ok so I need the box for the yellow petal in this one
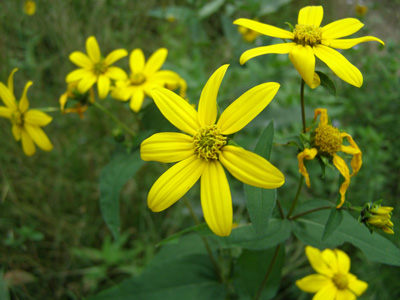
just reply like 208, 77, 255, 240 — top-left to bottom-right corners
314, 108, 328, 125
77, 74, 97, 93
24, 110, 52, 126
7, 68, 18, 94
311, 72, 321, 89
322, 18, 363, 40
151, 87, 200, 135
295, 274, 332, 293
0, 82, 17, 110
86, 36, 101, 63
297, 148, 318, 187
69, 51, 93, 68
129, 89, 145, 112
21, 128, 36, 156
305, 246, 334, 277
324, 36, 384, 50
104, 49, 128, 66
382, 226, 394, 234
141, 132, 194, 163
148, 155, 205, 212
298, 6, 324, 27
217, 82, 280, 135
97, 75, 110, 99
313, 284, 337, 300
332, 154, 351, 208
239, 42, 296, 65
143, 48, 168, 75
0, 106, 12, 119
321, 249, 338, 273
314, 45, 363, 87
336, 289, 356, 300
24, 124, 53, 151
105, 66, 128, 80
233, 19, 294, 39
12, 124, 21, 141
19, 81, 33, 113
340, 133, 362, 177
66, 68, 93, 83
334, 249, 350, 274
219, 145, 284, 189
201, 160, 232, 237
130, 49, 145, 74
289, 45, 316, 88
198, 64, 229, 127
152, 70, 181, 85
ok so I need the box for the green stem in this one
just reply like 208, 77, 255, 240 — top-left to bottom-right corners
286, 176, 304, 219
300, 79, 306, 133
92, 101, 136, 137
36, 107, 60, 112
254, 244, 281, 300
276, 199, 285, 219
289, 206, 333, 221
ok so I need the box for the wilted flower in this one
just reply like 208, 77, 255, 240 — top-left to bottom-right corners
59, 81, 95, 119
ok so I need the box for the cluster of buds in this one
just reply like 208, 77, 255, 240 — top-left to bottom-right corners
359, 200, 394, 234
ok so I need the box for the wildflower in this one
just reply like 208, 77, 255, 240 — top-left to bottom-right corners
359, 200, 394, 234
234, 6, 384, 88
297, 108, 361, 208
355, 4, 368, 17
237, 25, 261, 43
0, 69, 53, 156
66, 36, 128, 99
59, 81, 95, 119
111, 48, 186, 112
140, 64, 284, 236
296, 246, 368, 299
24, 0, 36, 16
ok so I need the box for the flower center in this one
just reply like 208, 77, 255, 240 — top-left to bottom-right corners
11, 111, 23, 126
332, 273, 349, 290
93, 60, 108, 75
130, 73, 146, 85
193, 125, 227, 160
293, 24, 322, 46
313, 124, 342, 156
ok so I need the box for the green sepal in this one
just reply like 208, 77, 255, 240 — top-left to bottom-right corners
285, 22, 294, 32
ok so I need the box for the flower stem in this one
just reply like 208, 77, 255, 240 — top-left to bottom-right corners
92, 101, 136, 137
286, 176, 304, 219
37, 107, 61, 112
254, 244, 281, 300
288, 206, 333, 221
300, 79, 306, 133
276, 199, 285, 219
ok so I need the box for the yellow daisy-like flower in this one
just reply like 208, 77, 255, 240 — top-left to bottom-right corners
66, 36, 128, 99
59, 81, 95, 119
0, 69, 53, 156
297, 108, 362, 208
234, 6, 384, 88
111, 48, 186, 112
140, 64, 285, 236
296, 246, 368, 300
24, 0, 36, 16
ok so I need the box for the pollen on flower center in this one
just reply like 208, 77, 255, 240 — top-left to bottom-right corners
332, 273, 349, 290
293, 24, 322, 46
130, 73, 146, 85
193, 125, 227, 160
93, 60, 108, 75
11, 111, 23, 126
313, 124, 342, 156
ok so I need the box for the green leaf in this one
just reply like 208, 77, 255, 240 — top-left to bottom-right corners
198, 0, 225, 19
100, 149, 145, 241
89, 235, 226, 300
156, 223, 210, 246
214, 219, 291, 250
244, 122, 276, 234
233, 245, 285, 300
291, 200, 400, 266
316, 71, 337, 97
0, 270, 9, 300
321, 207, 343, 241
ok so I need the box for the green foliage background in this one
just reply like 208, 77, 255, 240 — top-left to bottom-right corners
0, 0, 399, 299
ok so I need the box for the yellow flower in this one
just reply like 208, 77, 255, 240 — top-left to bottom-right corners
140, 64, 285, 236
296, 246, 368, 300
360, 200, 394, 234
237, 25, 261, 43
234, 6, 384, 88
111, 48, 186, 112
24, 0, 36, 16
66, 36, 128, 99
59, 81, 95, 119
297, 108, 362, 208
355, 4, 368, 17
0, 69, 53, 156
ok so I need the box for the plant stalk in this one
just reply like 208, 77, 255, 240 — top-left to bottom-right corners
300, 79, 306, 133
286, 176, 304, 219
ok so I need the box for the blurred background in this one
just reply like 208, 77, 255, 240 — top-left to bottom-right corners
0, 0, 399, 299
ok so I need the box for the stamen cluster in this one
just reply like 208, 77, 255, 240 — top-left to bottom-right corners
313, 124, 342, 156
293, 24, 322, 46
193, 125, 227, 160
93, 60, 107, 75
11, 111, 23, 126
332, 273, 349, 290
130, 73, 146, 85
